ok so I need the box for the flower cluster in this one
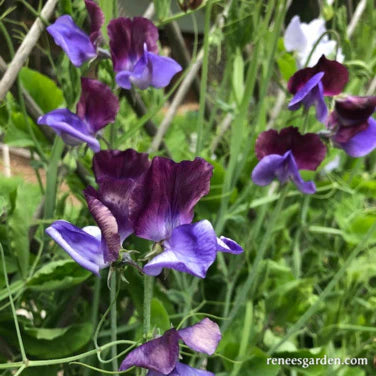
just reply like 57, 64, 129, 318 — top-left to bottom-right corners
252, 54, 376, 194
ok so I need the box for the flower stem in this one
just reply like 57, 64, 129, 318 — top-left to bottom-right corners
110, 270, 118, 372
0, 243, 27, 362
143, 274, 153, 339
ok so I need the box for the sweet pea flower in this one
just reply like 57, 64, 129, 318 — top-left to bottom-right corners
128, 156, 243, 278
108, 17, 182, 90
47, 0, 104, 67
119, 318, 221, 375
284, 15, 344, 68
38, 78, 119, 152
287, 55, 348, 123
252, 127, 327, 194
329, 96, 376, 157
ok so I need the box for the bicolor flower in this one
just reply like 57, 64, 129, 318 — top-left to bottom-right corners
119, 318, 221, 375
329, 96, 376, 157
46, 220, 108, 275
288, 55, 349, 123
108, 17, 182, 90
38, 78, 119, 152
284, 15, 344, 67
127, 156, 243, 278
47, 0, 104, 67
252, 127, 327, 194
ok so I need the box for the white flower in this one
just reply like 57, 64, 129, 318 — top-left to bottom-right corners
284, 15, 344, 67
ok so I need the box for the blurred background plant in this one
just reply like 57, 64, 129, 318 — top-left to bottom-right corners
0, 0, 376, 375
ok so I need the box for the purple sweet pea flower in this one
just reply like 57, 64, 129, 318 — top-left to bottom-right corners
328, 96, 376, 150
47, 0, 104, 66
46, 220, 109, 275
108, 17, 182, 90
288, 55, 349, 123
119, 318, 221, 375
252, 127, 327, 194
38, 78, 119, 152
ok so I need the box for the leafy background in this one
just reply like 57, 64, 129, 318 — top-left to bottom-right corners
0, 0, 376, 375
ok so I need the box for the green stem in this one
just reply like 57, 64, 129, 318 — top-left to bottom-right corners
0, 340, 135, 370
110, 270, 118, 372
268, 219, 376, 354
195, 0, 212, 155
0, 243, 27, 362
222, 186, 288, 332
143, 274, 153, 339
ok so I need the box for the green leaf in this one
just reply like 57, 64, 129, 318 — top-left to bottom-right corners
151, 298, 170, 331
232, 49, 245, 104
27, 259, 91, 291
4, 112, 49, 149
24, 326, 70, 340
22, 322, 93, 358
8, 182, 41, 278
19, 67, 65, 113
277, 52, 297, 81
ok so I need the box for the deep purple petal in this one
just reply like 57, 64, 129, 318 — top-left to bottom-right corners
46, 220, 106, 275
174, 363, 214, 376
47, 15, 96, 67
93, 149, 150, 182
217, 236, 243, 254
143, 220, 218, 278
84, 0, 104, 44
178, 318, 221, 355
334, 96, 376, 126
252, 152, 316, 194
119, 329, 179, 373
130, 157, 213, 242
95, 177, 135, 241
338, 118, 376, 157
84, 186, 121, 263
314, 55, 349, 96
37, 109, 100, 152
333, 121, 369, 143
288, 55, 348, 96
255, 127, 327, 171
131, 17, 159, 57
76, 77, 119, 133
108, 17, 133, 71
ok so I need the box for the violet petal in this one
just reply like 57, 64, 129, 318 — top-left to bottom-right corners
339, 117, 376, 157
84, 186, 121, 263
143, 220, 218, 278
286, 152, 316, 194
217, 236, 243, 254
76, 77, 119, 133
46, 220, 107, 275
178, 318, 221, 355
37, 109, 100, 152
119, 329, 179, 373
174, 363, 214, 376
130, 157, 213, 242
47, 15, 96, 67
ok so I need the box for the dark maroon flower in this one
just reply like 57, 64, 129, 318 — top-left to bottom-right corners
108, 17, 182, 90
329, 96, 376, 156
252, 127, 327, 194
288, 55, 349, 123
38, 78, 119, 152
